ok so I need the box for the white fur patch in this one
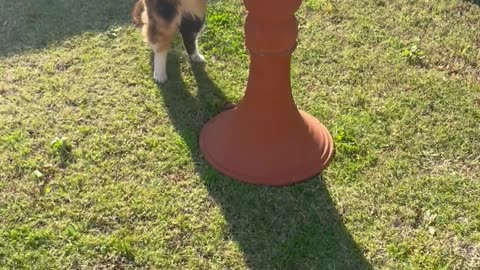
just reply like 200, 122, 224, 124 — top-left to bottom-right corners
190, 51, 205, 62
153, 50, 168, 83
190, 41, 205, 62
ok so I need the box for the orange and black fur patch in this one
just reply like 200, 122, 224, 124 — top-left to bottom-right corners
132, 0, 207, 83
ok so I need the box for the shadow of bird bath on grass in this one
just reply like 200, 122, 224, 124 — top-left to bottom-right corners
156, 52, 373, 269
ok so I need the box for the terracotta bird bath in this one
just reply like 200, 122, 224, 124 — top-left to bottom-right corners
200, 0, 334, 186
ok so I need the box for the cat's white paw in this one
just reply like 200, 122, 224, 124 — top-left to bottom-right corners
154, 72, 168, 84
190, 53, 206, 63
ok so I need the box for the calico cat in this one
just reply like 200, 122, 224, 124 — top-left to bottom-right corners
132, 0, 207, 83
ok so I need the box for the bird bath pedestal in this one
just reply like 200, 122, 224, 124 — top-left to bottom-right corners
200, 0, 334, 186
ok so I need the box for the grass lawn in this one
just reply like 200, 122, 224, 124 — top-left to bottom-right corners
1, 0, 480, 269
